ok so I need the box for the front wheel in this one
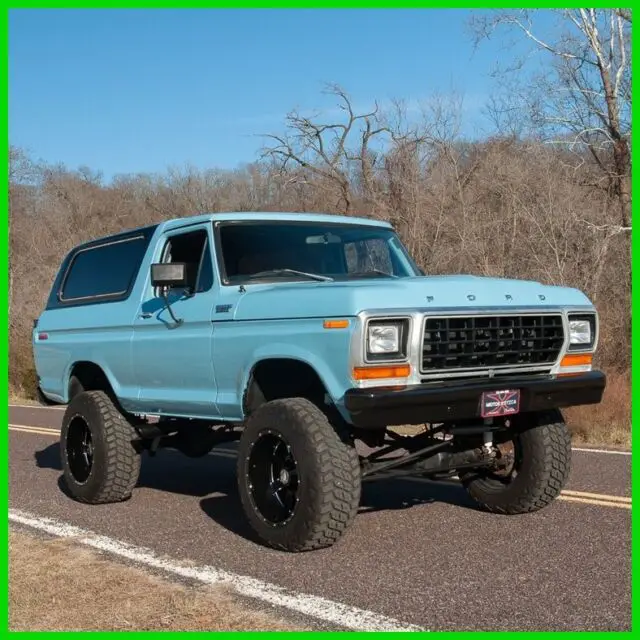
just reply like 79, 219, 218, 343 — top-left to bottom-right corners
459, 410, 571, 514
237, 398, 362, 552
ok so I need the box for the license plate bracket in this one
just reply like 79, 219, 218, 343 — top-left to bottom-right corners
480, 389, 521, 418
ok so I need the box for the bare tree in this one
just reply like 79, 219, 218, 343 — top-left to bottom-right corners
260, 84, 397, 215
8, 146, 40, 319
472, 9, 631, 230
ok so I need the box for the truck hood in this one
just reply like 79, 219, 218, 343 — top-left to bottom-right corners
231, 275, 593, 321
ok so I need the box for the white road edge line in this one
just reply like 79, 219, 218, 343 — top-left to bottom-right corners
9, 508, 424, 632
571, 447, 631, 456
9, 404, 66, 410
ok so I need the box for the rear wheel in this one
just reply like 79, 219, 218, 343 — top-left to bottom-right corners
60, 390, 141, 504
237, 398, 361, 552
459, 410, 571, 514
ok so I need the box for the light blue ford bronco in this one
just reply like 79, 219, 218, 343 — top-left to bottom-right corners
33, 212, 606, 551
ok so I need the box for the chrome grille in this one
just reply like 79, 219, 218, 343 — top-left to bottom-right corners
421, 314, 564, 372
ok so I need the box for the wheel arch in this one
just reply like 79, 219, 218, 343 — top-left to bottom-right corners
241, 355, 347, 424
65, 360, 118, 402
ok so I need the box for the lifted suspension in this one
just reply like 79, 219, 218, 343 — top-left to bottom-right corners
360, 422, 505, 482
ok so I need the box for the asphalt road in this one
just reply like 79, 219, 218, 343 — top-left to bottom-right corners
9, 404, 631, 631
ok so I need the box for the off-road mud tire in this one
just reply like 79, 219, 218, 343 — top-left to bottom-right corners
60, 390, 141, 504
459, 410, 571, 514
237, 397, 362, 552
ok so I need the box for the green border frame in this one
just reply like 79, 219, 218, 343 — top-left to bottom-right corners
2, 2, 634, 637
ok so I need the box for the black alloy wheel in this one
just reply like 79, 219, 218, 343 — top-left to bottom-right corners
247, 430, 300, 526
66, 415, 94, 483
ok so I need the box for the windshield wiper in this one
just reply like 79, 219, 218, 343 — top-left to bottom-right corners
247, 269, 334, 282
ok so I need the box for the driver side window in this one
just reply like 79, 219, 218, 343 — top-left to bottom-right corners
158, 229, 214, 295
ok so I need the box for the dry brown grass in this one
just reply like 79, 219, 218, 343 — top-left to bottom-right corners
9, 528, 302, 632
8, 389, 39, 406
565, 371, 631, 448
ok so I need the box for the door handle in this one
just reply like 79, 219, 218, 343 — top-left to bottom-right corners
139, 312, 153, 319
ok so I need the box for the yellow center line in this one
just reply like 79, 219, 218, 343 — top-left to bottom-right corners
8, 424, 631, 510
558, 495, 632, 509
9, 424, 60, 436
561, 489, 631, 504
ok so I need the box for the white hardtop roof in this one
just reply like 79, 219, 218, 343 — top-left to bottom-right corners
159, 211, 393, 232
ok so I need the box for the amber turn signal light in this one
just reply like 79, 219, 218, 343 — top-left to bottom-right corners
323, 319, 350, 329
353, 365, 411, 380
560, 353, 593, 368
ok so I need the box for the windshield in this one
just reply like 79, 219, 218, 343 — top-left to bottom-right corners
217, 221, 421, 283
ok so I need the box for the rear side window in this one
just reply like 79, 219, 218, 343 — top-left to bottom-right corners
61, 236, 147, 301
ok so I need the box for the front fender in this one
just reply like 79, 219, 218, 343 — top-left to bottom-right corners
212, 317, 355, 421
240, 343, 349, 410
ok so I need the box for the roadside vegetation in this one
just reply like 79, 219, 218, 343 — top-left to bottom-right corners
9, 528, 300, 631
9, 10, 630, 447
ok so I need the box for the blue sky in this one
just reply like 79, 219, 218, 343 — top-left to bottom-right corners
10, 8, 541, 181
